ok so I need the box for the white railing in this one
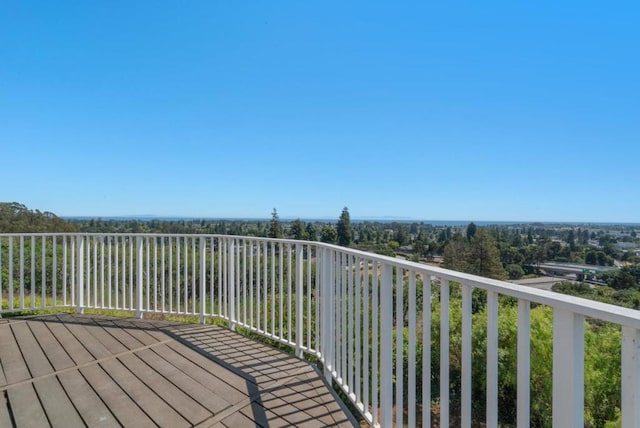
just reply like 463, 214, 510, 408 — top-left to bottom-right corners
1, 233, 639, 427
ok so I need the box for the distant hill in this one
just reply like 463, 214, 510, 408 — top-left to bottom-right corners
0, 202, 78, 233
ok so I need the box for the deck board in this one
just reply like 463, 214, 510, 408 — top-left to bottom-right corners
61, 318, 114, 360
33, 377, 85, 428
0, 352, 7, 388
164, 341, 254, 395
45, 319, 96, 365
0, 314, 357, 427
80, 363, 156, 427
12, 321, 54, 378
27, 320, 76, 371
136, 347, 232, 414
0, 325, 31, 384
118, 353, 212, 425
76, 318, 129, 354
7, 383, 50, 428
93, 323, 141, 352
100, 318, 158, 347
100, 357, 190, 427
152, 344, 248, 403
0, 391, 13, 427
57, 370, 119, 427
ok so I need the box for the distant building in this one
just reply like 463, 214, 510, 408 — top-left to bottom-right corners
532, 262, 618, 282
616, 242, 637, 251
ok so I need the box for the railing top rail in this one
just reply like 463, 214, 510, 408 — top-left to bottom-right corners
2, 232, 639, 328
316, 241, 640, 329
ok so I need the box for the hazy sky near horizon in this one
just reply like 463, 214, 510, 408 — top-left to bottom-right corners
1, 1, 638, 222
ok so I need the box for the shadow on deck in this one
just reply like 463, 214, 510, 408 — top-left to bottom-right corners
0, 313, 357, 427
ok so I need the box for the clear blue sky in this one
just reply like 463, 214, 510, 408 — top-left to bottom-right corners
1, 1, 638, 222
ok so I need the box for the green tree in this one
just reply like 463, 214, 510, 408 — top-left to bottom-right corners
444, 233, 469, 272
505, 263, 525, 279
466, 222, 478, 240
467, 229, 507, 279
413, 231, 430, 258
320, 225, 337, 244
290, 219, 307, 240
567, 229, 577, 251
596, 250, 614, 266
394, 225, 408, 246
336, 207, 352, 247
527, 229, 534, 244
0, 202, 78, 233
500, 245, 524, 266
605, 265, 640, 290
305, 223, 318, 241
512, 233, 523, 247
268, 208, 282, 238
444, 229, 506, 280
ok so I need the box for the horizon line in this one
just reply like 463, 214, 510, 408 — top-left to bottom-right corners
61, 215, 640, 226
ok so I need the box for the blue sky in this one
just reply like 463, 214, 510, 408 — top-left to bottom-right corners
1, 1, 638, 222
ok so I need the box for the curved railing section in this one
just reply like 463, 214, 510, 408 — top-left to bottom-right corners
1, 233, 639, 427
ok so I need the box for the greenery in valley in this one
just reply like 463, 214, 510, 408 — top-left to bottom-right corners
407, 286, 622, 427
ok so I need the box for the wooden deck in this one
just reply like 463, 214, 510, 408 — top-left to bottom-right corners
0, 313, 357, 427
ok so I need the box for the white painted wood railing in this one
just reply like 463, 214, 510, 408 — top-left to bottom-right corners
1, 233, 639, 427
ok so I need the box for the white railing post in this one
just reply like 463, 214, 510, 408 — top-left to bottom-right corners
380, 264, 393, 428
407, 272, 417, 428
487, 290, 499, 428
622, 326, 640, 428
200, 237, 206, 324
8, 237, 14, 311
19, 236, 24, 310
422, 275, 432, 428
395, 265, 404, 428
295, 244, 304, 358
440, 279, 450, 428
322, 248, 334, 382
31, 236, 35, 309
41, 236, 46, 307
136, 236, 144, 319
552, 309, 584, 427
461, 284, 473, 427
338, 252, 346, 384
77, 235, 84, 314
517, 300, 531, 428
228, 239, 236, 331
